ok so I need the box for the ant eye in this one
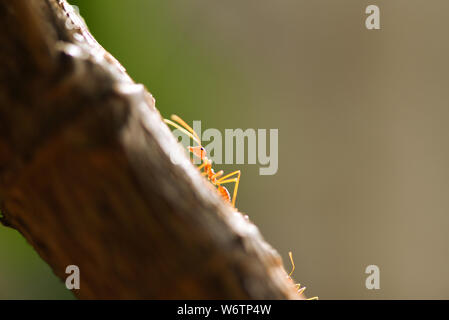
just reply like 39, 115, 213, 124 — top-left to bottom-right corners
201, 147, 205, 151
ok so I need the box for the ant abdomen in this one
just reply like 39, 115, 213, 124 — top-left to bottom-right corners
217, 186, 231, 203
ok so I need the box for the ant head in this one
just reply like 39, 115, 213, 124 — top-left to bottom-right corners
188, 146, 206, 160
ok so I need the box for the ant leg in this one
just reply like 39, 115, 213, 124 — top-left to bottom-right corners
216, 178, 238, 206
288, 251, 295, 278
211, 170, 223, 179
197, 161, 207, 171
216, 178, 238, 184
216, 170, 241, 182
198, 161, 212, 177
202, 169, 224, 181
216, 170, 241, 207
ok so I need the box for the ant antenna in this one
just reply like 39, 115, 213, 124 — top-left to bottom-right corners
171, 114, 201, 145
164, 119, 202, 146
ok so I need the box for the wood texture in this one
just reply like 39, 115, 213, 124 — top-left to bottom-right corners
0, 0, 301, 299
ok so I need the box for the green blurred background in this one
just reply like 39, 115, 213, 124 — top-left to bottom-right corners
1, 0, 449, 299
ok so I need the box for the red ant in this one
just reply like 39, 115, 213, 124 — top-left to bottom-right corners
288, 251, 318, 300
164, 115, 241, 208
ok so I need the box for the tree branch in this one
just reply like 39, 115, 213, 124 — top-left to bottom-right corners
0, 0, 300, 299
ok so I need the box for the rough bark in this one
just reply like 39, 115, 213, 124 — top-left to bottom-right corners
0, 0, 300, 299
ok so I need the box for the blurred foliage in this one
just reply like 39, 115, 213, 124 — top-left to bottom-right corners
0, 227, 73, 299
